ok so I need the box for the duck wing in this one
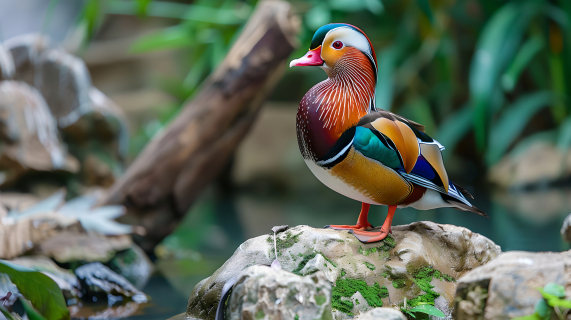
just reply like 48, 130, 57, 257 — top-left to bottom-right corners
350, 111, 473, 206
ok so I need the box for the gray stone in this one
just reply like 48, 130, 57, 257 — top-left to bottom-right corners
299, 254, 339, 283
4, 34, 92, 127
0, 81, 78, 185
349, 292, 370, 315
227, 265, 332, 320
0, 43, 15, 79
106, 244, 154, 289
354, 308, 407, 320
1, 34, 128, 187
186, 222, 501, 320
75, 262, 147, 303
453, 250, 571, 320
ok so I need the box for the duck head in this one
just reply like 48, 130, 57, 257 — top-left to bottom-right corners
290, 23, 377, 79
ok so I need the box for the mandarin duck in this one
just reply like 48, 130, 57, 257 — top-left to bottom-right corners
290, 23, 487, 243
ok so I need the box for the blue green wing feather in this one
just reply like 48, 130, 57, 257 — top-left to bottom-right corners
353, 126, 402, 169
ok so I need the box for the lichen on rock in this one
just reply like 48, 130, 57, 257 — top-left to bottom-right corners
186, 222, 500, 320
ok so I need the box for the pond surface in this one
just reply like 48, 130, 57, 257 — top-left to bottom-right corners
120, 182, 571, 320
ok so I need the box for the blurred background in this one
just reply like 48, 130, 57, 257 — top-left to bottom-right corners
1, 0, 571, 319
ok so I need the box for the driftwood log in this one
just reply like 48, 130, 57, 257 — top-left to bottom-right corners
102, 0, 300, 250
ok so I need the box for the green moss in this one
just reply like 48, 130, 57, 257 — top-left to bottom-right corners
266, 231, 303, 256
407, 266, 455, 308
358, 246, 377, 256
381, 265, 408, 289
332, 279, 389, 315
341, 269, 346, 277
334, 299, 354, 316
292, 252, 339, 274
292, 253, 317, 275
392, 279, 406, 289
294, 315, 299, 320
255, 309, 265, 319
381, 235, 396, 250
357, 235, 396, 258
364, 262, 376, 271
322, 254, 337, 268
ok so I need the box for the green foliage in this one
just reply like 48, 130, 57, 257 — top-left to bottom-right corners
410, 304, 445, 318
69, 0, 571, 166
20, 299, 48, 320
397, 266, 453, 319
485, 92, 556, 165
0, 306, 17, 320
514, 283, 571, 320
0, 260, 69, 320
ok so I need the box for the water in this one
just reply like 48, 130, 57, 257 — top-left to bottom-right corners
122, 182, 571, 319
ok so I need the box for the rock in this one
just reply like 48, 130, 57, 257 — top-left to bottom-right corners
0, 43, 15, 79
453, 250, 571, 320
0, 81, 79, 186
106, 244, 154, 289
1, 34, 128, 188
4, 34, 92, 126
62, 88, 129, 187
227, 265, 332, 320
353, 308, 406, 320
488, 140, 571, 188
561, 213, 571, 243
75, 262, 147, 304
186, 223, 500, 320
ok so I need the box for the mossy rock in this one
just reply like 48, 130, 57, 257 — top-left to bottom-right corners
186, 222, 500, 320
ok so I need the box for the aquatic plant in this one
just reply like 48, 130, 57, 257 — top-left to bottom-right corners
514, 283, 571, 320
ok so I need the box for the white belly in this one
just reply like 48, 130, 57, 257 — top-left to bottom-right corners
305, 160, 380, 205
402, 189, 454, 210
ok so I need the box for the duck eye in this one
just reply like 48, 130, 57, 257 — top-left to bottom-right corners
332, 41, 343, 49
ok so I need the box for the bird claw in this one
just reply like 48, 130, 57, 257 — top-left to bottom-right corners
327, 223, 375, 231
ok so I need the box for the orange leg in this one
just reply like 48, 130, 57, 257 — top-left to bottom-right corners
328, 203, 374, 231
351, 205, 397, 243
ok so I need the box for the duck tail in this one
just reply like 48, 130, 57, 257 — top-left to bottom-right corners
441, 193, 488, 218
452, 182, 474, 199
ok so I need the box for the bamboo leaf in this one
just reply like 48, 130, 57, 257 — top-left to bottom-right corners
135, 0, 152, 17
486, 92, 555, 166
130, 26, 192, 53
557, 115, 571, 154
502, 36, 544, 92
470, 2, 542, 150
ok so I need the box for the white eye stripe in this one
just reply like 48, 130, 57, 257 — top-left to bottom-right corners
324, 27, 372, 57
